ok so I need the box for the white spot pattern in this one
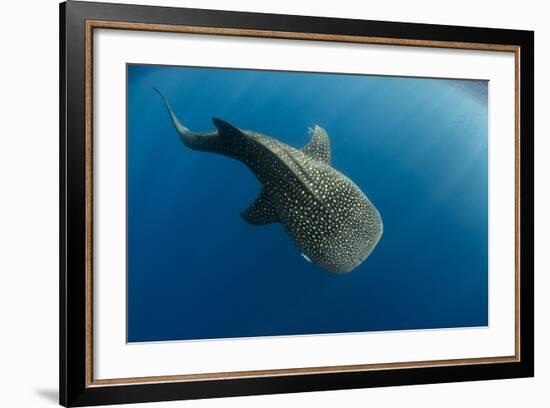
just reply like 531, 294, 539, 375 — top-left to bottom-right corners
163, 104, 383, 274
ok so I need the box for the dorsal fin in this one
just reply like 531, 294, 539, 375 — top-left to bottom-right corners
212, 117, 246, 142
241, 187, 279, 225
301, 125, 331, 164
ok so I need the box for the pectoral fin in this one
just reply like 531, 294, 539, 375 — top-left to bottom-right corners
241, 188, 279, 225
301, 125, 331, 164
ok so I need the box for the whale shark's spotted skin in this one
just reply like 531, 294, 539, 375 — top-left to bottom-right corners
156, 89, 383, 273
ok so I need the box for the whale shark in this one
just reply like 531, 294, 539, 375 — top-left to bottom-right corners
155, 89, 383, 274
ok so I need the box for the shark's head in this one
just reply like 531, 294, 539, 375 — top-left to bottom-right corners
316, 203, 383, 274
293, 170, 384, 274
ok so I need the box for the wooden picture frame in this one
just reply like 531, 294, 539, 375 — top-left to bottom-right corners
60, 1, 534, 406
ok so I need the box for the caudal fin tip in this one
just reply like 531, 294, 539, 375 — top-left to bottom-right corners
153, 87, 171, 111
152, 87, 163, 97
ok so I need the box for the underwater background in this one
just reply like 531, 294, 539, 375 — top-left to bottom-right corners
127, 64, 488, 343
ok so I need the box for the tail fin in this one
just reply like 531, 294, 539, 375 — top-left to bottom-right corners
153, 87, 223, 153
153, 87, 191, 138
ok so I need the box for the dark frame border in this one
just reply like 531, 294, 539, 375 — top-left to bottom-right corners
60, 1, 534, 406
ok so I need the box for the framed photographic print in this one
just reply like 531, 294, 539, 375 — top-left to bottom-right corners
59, 1, 534, 406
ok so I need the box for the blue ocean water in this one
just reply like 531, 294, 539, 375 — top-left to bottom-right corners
127, 64, 488, 343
